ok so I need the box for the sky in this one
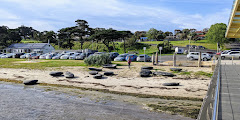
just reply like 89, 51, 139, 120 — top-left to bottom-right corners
0, 0, 234, 32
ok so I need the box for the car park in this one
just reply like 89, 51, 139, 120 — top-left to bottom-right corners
13, 53, 25, 58
125, 54, 138, 61
187, 52, 212, 61
221, 51, 240, 60
197, 46, 205, 49
39, 53, 49, 59
136, 54, 151, 62
46, 53, 58, 59
32, 53, 42, 59
0, 53, 7, 58
26, 53, 38, 59
20, 53, 30, 59
114, 53, 129, 61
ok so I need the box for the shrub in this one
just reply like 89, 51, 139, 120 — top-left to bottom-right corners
84, 53, 112, 66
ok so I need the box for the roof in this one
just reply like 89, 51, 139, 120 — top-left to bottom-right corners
226, 0, 240, 38
7, 43, 49, 49
196, 35, 205, 37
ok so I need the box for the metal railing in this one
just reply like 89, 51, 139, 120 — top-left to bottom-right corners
197, 58, 221, 120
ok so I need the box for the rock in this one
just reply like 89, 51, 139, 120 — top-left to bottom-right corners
153, 72, 175, 77
49, 72, 63, 77
89, 68, 102, 71
89, 71, 98, 75
104, 72, 114, 76
103, 64, 117, 69
65, 72, 74, 78
140, 69, 152, 77
141, 66, 153, 70
93, 74, 103, 79
23, 80, 38, 85
162, 83, 180, 86
170, 68, 182, 72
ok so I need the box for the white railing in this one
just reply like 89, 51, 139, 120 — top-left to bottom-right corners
197, 59, 221, 120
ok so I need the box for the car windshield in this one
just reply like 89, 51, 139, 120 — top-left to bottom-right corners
119, 54, 127, 57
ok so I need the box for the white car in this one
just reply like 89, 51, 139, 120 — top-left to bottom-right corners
1, 53, 15, 58
46, 53, 58, 59
26, 53, 38, 59
52, 54, 64, 59
60, 52, 75, 59
221, 51, 240, 60
136, 54, 151, 62
0, 53, 8, 58
20, 53, 30, 59
39, 53, 49, 59
187, 52, 211, 61
69, 53, 81, 60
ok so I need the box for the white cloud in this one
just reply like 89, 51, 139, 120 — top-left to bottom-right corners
0, 0, 232, 32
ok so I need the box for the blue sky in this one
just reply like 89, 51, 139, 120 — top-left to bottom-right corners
0, 0, 233, 32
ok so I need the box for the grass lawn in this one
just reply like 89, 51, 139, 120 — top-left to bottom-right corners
0, 59, 87, 70
141, 40, 218, 50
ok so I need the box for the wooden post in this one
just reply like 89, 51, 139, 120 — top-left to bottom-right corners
198, 52, 201, 67
152, 54, 155, 65
173, 53, 176, 67
155, 51, 158, 65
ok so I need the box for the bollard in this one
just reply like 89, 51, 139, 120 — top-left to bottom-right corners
152, 54, 155, 65
198, 52, 201, 67
173, 53, 176, 67
155, 51, 158, 65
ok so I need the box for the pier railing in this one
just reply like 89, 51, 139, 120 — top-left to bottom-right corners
197, 59, 221, 120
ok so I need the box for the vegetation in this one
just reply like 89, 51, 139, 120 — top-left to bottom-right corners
157, 40, 173, 54
84, 54, 112, 66
194, 71, 213, 78
0, 59, 86, 70
205, 23, 228, 48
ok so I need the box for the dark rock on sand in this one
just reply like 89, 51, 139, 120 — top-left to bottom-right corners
23, 80, 38, 85
49, 72, 63, 77
89, 68, 102, 71
89, 71, 98, 75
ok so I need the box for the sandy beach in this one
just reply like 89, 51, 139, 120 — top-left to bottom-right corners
0, 62, 212, 99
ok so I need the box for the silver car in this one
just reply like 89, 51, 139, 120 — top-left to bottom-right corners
1, 53, 14, 58
221, 51, 240, 60
60, 52, 75, 59
52, 53, 64, 59
114, 53, 129, 61
136, 54, 151, 62
20, 53, 30, 59
69, 53, 81, 60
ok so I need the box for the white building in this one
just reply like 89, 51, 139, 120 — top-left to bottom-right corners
6, 43, 55, 53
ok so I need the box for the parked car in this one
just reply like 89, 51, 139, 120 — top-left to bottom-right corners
46, 53, 58, 59
75, 53, 93, 60
13, 53, 25, 58
32, 53, 42, 59
206, 52, 216, 57
26, 53, 38, 59
191, 45, 196, 49
39, 53, 49, 59
93, 52, 106, 56
52, 53, 64, 59
69, 53, 81, 60
197, 46, 205, 49
1, 53, 15, 58
114, 53, 129, 61
221, 51, 240, 60
0, 53, 7, 58
60, 52, 75, 59
187, 52, 211, 61
109, 52, 119, 60
125, 54, 138, 61
20, 53, 30, 59
136, 54, 151, 62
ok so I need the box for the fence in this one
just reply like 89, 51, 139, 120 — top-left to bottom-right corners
197, 59, 221, 120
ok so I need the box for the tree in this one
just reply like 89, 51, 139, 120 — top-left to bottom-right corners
17, 25, 35, 39
164, 31, 173, 36
72, 19, 91, 49
0, 26, 9, 49
205, 23, 228, 47
58, 27, 75, 49
156, 30, 166, 40
39, 31, 57, 44
146, 28, 159, 40
118, 31, 133, 53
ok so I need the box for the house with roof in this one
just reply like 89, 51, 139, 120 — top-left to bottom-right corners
5, 43, 55, 53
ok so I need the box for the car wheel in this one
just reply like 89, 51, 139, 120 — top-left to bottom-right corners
221, 56, 225, 60
190, 57, 194, 61
203, 57, 207, 61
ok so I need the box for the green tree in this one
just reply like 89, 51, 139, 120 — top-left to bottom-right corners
58, 27, 75, 49
146, 28, 159, 40
118, 31, 133, 53
205, 23, 228, 47
73, 19, 91, 49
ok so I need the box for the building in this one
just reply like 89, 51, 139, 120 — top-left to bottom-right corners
5, 43, 55, 53
174, 29, 181, 35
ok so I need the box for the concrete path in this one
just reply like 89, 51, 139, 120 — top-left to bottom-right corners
218, 61, 240, 120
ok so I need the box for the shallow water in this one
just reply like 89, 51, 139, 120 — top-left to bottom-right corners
0, 82, 192, 120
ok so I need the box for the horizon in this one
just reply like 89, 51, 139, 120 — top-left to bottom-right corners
0, 0, 233, 32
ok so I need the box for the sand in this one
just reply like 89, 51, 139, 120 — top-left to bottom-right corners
0, 62, 212, 98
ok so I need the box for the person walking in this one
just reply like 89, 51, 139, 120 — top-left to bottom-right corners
127, 56, 132, 69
